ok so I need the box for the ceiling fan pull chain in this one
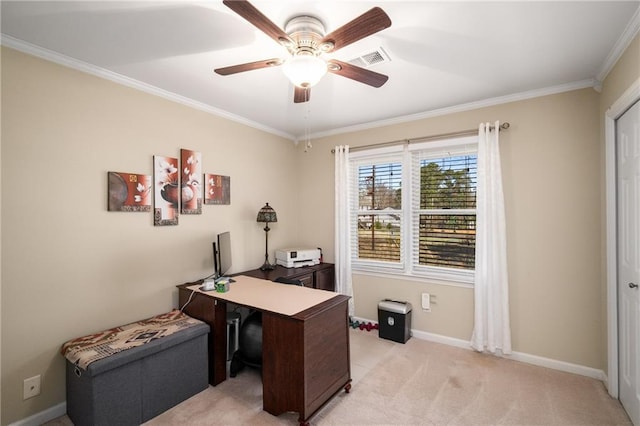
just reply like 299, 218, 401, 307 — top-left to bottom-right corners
304, 101, 312, 152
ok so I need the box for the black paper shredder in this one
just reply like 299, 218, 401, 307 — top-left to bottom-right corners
378, 300, 412, 343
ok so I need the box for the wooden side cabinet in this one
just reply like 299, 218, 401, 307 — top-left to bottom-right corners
237, 263, 335, 291
314, 265, 335, 291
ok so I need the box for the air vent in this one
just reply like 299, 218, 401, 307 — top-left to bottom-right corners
348, 47, 391, 68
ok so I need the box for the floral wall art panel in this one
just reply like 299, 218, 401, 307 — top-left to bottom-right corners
204, 174, 231, 205
154, 155, 179, 226
180, 149, 202, 214
107, 172, 151, 212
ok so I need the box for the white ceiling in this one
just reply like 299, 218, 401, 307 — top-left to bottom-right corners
2, 1, 639, 141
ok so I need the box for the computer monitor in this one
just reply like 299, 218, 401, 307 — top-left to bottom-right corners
218, 231, 231, 276
212, 241, 219, 279
214, 231, 232, 278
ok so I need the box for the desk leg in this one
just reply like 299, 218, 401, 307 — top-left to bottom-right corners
211, 299, 227, 385
179, 288, 227, 386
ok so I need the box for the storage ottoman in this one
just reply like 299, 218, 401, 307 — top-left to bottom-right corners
62, 310, 209, 426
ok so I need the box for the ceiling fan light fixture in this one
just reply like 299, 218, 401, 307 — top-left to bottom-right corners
282, 54, 328, 88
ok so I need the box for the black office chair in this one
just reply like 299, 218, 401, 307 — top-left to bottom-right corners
229, 277, 303, 377
273, 276, 304, 286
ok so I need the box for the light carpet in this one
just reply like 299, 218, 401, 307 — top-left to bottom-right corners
46, 329, 631, 425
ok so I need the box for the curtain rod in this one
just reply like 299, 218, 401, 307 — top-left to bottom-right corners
331, 122, 510, 153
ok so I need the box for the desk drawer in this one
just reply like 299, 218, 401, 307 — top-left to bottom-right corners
297, 273, 314, 288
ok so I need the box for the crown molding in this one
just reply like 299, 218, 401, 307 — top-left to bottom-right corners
0, 34, 604, 143
0, 35, 296, 141
310, 79, 597, 140
596, 5, 640, 83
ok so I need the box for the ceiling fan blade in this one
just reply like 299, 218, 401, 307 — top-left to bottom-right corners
223, 0, 293, 46
320, 7, 391, 53
214, 58, 283, 75
327, 60, 388, 88
294, 86, 310, 103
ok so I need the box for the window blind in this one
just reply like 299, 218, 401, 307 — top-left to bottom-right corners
412, 150, 477, 271
352, 157, 403, 267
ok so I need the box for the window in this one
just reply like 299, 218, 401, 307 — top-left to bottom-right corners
355, 160, 403, 265
350, 137, 477, 283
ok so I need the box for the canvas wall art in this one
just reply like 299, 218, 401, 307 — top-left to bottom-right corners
180, 149, 202, 214
108, 172, 152, 212
154, 155, 179, 226
204, 174, 231, 205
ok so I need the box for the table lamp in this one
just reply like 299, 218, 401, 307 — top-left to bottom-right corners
257, 202, 277, 270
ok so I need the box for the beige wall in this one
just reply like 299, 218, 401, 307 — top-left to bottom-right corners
0, 47, 301, 424
298, 88, 604, 369
601, 34, 640, 110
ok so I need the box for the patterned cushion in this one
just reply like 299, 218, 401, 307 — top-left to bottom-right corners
61, 310, 205, 371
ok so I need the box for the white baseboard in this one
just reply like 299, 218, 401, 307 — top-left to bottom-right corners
507, 350, 606, 381
352, 316, 606, 381
8, 402, 66, 426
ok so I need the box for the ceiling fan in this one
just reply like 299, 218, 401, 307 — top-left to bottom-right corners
214, 0, 392, 103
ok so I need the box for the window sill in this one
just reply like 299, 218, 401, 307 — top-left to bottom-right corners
351, 268, 474, 289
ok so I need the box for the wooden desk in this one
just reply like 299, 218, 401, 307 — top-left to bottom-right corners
177, 275, 351, 425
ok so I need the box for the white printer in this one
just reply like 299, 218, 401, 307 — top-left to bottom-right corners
275, 248, 321, 268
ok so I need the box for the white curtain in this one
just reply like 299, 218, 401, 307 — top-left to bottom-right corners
470, 121, 512, 355
334, 145, 354, 316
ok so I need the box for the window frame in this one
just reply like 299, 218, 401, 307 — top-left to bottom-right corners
351, 149, 405, 273
349, 136, 478, 286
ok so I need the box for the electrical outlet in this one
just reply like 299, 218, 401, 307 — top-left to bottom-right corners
23, 375, 41, 400
421, 293, 431, 311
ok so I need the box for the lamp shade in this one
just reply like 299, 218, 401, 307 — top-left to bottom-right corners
256, 203, 277, 223
282, 54, 327, 88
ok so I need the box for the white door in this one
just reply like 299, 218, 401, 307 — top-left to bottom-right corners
618, 99, 640, 426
